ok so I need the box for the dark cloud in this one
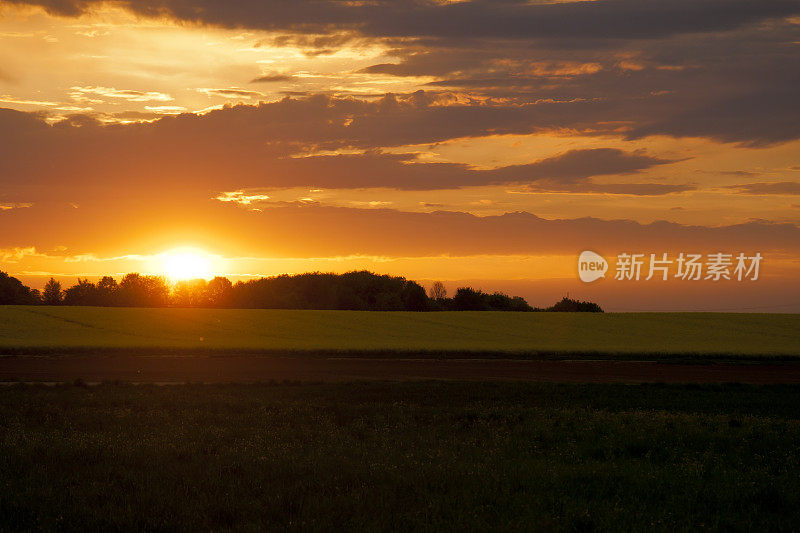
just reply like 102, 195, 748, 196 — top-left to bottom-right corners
359, 21, 800, 145
489, 148, 673, 183
251, 74, 293, 83
257, 148, 677, 190
7, 2, 800, 145
11, 0, 799, 41
199, 88, 264, 98
726, 182, 800, 195
524, 182, 695, 196
0, 106, 680, 194
99, 90, 593, 147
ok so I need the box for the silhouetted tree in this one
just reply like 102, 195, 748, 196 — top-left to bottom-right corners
449, 287, 534, 311
206, 276, 233, 307
548, 297, 603, 312
96, 276, 119, 306
117, 273, 169, 307
42, 278, 63, 305
452, 287, 489, 311
508, 296, 533, 312
0, 271, 39, 304
486, 291, 534, 311
402, 281, 429, 311
62, 278, 98, 305
172, 279, 208, 307
428, 281, 447, 300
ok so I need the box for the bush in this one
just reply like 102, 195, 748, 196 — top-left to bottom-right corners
547, 297, 604, 313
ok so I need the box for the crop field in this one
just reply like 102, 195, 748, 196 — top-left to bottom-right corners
1, 306, 799, 358
1, 381, 799, 530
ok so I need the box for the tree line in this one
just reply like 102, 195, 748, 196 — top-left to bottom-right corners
0, 270, 602, 312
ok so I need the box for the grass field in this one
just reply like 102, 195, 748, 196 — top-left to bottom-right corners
0, 306, 798, 358
1, 381, 799, 530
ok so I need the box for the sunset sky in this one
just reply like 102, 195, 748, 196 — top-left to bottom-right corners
1, 0, 799, 310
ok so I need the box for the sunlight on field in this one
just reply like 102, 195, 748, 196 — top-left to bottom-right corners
0, 307, 798, 357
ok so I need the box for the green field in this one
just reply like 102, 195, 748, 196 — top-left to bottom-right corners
2, 381, 799, 530
0, 306, 798, 358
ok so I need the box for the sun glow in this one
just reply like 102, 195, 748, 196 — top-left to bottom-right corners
161, 248, 216, 281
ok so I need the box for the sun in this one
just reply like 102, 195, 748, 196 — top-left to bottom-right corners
161, 248, 215, 281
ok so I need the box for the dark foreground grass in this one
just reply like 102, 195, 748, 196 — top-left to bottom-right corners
2, 382, 799, 531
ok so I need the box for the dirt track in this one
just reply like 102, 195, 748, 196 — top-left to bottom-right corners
1, 355, 800, 384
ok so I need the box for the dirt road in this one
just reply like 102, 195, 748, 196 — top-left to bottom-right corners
1, 355, 799, 384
